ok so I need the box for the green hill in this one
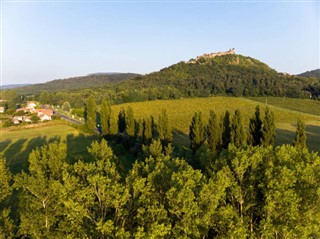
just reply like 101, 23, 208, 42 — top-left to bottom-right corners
7, 52, 320, 108
298, 69, 320, 78
124, 53, 319, 99
14, 73, 140, 95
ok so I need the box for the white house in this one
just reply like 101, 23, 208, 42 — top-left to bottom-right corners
0, 107, 4, 113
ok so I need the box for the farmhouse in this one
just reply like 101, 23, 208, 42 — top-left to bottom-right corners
36, 109, 53, 121
0, 107, 4, 113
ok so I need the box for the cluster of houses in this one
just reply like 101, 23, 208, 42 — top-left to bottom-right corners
12, 102, 53, 124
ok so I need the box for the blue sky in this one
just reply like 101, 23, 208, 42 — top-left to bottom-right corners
1, 0, 319, 85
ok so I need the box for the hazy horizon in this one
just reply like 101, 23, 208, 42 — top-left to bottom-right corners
1, 1, 319, 85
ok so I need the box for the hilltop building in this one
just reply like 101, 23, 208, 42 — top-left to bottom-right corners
188, 48, 235, 63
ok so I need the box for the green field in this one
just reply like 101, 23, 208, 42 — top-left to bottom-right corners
248, 97, 320, 116
111, 97, 320, 152
1, 97, 319, 173
0, 122, 97, 173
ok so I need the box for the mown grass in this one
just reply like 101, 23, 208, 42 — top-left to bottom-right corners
0, 122, 97, 173
111, 97, 320, 152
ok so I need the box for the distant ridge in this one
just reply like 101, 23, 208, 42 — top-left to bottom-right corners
13, 73, 140, 94
1, 84, 32, 90
298, 69, 320, 78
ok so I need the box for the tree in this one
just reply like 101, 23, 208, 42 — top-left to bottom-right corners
86, 96, 97, 133
62, 101, 71, 112
157, 108, 172, 148
206, 110, 221, 155
108, 112, 118, 136
230, 109, 246, 148
0, 159, 14, 239
248, 105, 263, 146
118, 108, 126, 134
100, 99, 111, 135
222, 110, 231, 149
261, 106, 275, 147
62, 140, 130, 238
189, 112, 205, 154
141, 117, 153, 146
14, 142, 68, 238
293, 118, 307, 150
125, 106, 135, 138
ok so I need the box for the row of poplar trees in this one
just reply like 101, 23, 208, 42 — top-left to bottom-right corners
189, 105, 307, 157
84, 96, 173, 155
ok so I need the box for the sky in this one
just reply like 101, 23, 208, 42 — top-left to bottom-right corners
1, 0, 319, 85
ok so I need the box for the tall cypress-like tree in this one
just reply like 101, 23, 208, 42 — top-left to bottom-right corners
109, 112, 118, 136
86, 96, 96, 133
143, 116, 153, 145
261, 106, 275, 147
100, 99, 111, 135
230, 109, 246, 148
206, 110, 221, 155
293, 118, 307, 150
125, 106, 135, 138
157, 108, 172, 147
222, 110, 231, 149
189, 112, 205, 154
248, 105, 263, 146
118, 108, 126, 133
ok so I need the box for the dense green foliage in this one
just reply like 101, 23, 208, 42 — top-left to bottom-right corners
1, 138, 320, 238
1, 103, 320, 238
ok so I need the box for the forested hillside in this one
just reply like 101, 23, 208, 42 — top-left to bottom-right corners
14, 73, 140, 95
298, 69, 320, 78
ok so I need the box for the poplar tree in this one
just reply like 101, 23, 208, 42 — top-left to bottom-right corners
157, 108, 172, 147
206, 110, 221, 155
100, 99, 111, 135
189, 112, 205, 154
293, 118, 307, 150
143, 116, 153, 145
248, 105, 263, 146
230, 109, 246, 148
261, 106, 275, 147
118, 108, 126, 133
86, 96, 96, 133
125, 106, 135, 138
222, 110, 231, 149
109, 112, 118, 136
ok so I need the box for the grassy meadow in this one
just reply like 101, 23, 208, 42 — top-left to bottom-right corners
0, 121, 97, 173
111, 97, 320, 152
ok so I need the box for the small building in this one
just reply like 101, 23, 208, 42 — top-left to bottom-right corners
0, 107, 4, 113
37, 109, 53, 121
26, 102, 37, 110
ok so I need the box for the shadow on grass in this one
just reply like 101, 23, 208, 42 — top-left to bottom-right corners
276, 125, 320, 153
0, 139, 11, 154
65, 133, 99, 164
